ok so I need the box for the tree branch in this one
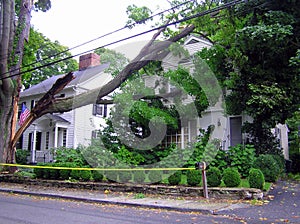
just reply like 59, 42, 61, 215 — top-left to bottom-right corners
13, 24, 195, 146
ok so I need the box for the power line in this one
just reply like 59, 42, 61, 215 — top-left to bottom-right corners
1, 0, 192, 78
1, 0, 245, 81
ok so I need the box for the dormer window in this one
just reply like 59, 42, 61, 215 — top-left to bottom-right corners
93, 104, 107, 117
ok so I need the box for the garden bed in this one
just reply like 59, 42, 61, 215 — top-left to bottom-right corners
0, 174, 267, 200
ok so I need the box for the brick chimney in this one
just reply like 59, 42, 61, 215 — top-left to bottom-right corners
79, 53, 100, 70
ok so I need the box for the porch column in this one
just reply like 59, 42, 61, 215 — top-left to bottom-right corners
181, 126, 184, 149
54, 125, 58, 148
31, 126, 36, 163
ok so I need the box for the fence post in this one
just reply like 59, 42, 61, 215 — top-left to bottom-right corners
195, 162, 208, 199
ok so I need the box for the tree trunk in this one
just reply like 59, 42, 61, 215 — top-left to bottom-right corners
0, 0, 33, 165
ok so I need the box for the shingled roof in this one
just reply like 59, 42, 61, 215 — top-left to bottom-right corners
20, 63, 109, 97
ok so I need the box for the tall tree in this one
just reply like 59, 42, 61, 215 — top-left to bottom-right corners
0, 0, 52, 164
188, 0, 300, 154
22, 28, 78, 89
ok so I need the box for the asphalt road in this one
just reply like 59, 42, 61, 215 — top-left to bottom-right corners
0, 192, 243, 224
216, 180, 300, 224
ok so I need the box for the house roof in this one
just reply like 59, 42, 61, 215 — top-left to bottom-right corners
21, 63, 110, 97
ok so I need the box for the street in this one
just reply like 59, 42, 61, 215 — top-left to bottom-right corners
0, 192, 241, 224
216, 180, 300, 223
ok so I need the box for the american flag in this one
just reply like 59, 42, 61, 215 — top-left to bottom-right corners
19, 103, 30, 126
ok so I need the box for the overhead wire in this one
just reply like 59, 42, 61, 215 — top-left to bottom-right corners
1, 0, 192, 78
1, 0, 245, 81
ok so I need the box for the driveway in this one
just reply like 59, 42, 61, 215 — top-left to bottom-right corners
216, 180, 300, 223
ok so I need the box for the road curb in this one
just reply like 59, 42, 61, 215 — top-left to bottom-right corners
0, 188, 215, 214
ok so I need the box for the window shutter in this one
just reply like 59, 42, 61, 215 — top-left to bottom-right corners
104, 105, 107, 117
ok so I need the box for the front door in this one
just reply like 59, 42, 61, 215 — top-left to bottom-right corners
230, 116, 242, 147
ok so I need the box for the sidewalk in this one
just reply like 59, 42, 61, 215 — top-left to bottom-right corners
0, 182, 249, 214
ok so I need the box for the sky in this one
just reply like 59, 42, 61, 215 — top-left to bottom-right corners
31, 0, 171, 60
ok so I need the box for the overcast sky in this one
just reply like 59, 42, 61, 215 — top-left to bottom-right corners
31, 0, 170, 59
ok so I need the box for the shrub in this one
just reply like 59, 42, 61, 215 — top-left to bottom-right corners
223, 168, 241, 187
118, 171, 132, 183
133, 170, 146, 183
59, 162, 75, 180
16, 149, 29, 164
271, 154, 285, 174
34, 163, 45, 178
92, 170, 104, 182
80, 169, 92, 181
228, 144, 255, 177
248, 168, 265, 189
206, 167, 222, 187
70, 169, 81, 180
253, 154, 280, 182
48, 163, 60, 180
148, 170, 163, 184
105, 171, 118, 182
186, 169, 201, 186
168, 171, 182, 185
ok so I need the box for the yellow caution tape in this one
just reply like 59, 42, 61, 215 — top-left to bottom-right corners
0, 163, 194, 171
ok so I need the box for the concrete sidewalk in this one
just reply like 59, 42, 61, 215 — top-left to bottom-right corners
0, 182, 249, 214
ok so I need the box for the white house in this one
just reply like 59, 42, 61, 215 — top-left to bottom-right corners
17, 53, 113, 163
144, 35, 289, 158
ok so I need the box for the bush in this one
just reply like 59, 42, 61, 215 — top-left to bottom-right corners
223, 168, 241, 187
228, 144, 255, 177
70, 169, 81, 180
248, 168, 265, 189
105, 170, 118, 182
16, 149, 29, 164
48, 163, 60, 179
186, 169, 201, 186
34, 163, 45, 178
118, 171, 132, 183
132, 170, 146, 183
271, 154, 285, 174
148, 170, 163, 183
168, 171, 182, 185
92, 170, 104, 182
253, 154, 280, 182
59, 162, 76, 180
206, 167, 222, 187
80, 169, 92, 181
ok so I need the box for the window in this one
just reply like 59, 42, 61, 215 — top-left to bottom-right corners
30, 100, 35, 110
62, 129, 67, 147
45, 132, 50, 150
162, 126, 190, 149
93, 104, 107, 117
91, 130, 101, 139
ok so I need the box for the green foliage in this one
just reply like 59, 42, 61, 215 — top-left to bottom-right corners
55, 148, 87, 166
94, 48, 129, 76
70, 170, 81, 180
33, 163, 45, 179
167, 171, 182, 185
23, 28, 78, 88
80, 169, 92, 182
105, 171, 118, 183
228, 144, 255, 177
48, 163, 60, 180
206, 167, 222, 187
148, 170, 163, 184
58, 162, 75, 180
133, 170, 146, 184
126, 4, 152, 27
92, 171, 104, 182
118, 171, 132, 183
186, 169, 201, 186
16, 149, 29, 164
253, 154, 280, 182
248, 168, 265, 190
222, 168, 241, 187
